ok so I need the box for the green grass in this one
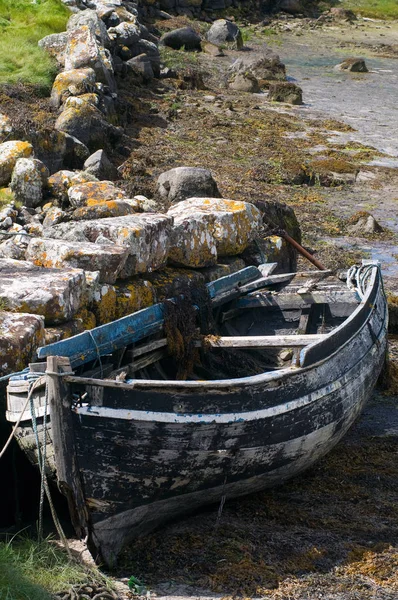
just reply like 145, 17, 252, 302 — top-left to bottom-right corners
0, 536, 109, 599
0, 0, 69, 89
335, 0, 398, 19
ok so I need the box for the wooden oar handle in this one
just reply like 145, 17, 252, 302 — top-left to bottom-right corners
278, 230, 327, 271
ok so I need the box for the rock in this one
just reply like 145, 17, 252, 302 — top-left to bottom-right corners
108, 21, 140, 46
114, 277, 155, 319
268, 82, 303, 105
0, 258, 86, 324
0, 236, 29, 261
0, 114, 13, 143
64, 24, 115, 90
334, 58, 368, 73
145, 267, 205, 302
126, 54, 154, 81
254, 198, 301, 243
71, 200, 137, 220
51, 68, 97, 109
206, 19, 243, 50
55, 102, 121, 151
199, 256, 246, 282
167, 203, 217, 267
67, 181, 126, 207
0, 141, 34, 187
228, 72, 260, 93
329, 7, 357, 22
10, 159, 49, 208
43, 207, 68, 228
44, 308, 96, 345
242, 235, 296, 273
84, 149, 118, 180
87, 277, 117, 325
44, 214, 172, 276
31, 129, 90, 173
38, 32, 68, 66
156, 167, 220, 206
130, 196, 160, 212
0, 312, 45, 375
26, 237, 128, 284
279, 0, 303, 14
131, 40, 160, 77
47, 170, 98, 204
229, 49, 286, 82
63, 93, 101, 111
347, 211, 383, 235
67, 9, 111, 48
201, 41, 224, 57
160, 27, 202, 51
169, 198, 262, 256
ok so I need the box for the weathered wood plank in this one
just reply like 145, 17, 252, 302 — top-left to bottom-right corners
196, 334, 325, 348
47, 356, 88, 537
239, 270, 334, 293
229, 289, 360, 311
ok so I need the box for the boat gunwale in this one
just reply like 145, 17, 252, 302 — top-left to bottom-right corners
65, 265, 386, 392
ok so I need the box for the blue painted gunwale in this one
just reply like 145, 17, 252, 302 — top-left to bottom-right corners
37, 266, 261, 368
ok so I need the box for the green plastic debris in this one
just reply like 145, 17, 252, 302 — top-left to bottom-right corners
128, 575, 147, 595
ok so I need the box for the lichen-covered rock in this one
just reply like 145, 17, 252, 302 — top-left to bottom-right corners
64, 24, 115, 90
228, 72, 260, 93
172, 198, 262, 256
44, 214, 172, 275
0, 235, 29, 261
156, 167, 220, 206
89, 280, 117, 325
268, 82, 303, 105
47, 169, 99, 204
129, 196, 160, 213
126, 54, 154, 81
0, 312, 45, 375
0, 259, 86, 324
26, 237, 128, 284
114, 277, 155, 319
229, 50, 286, 82
131, 39, 160, 77
44, 308, 96, 345
38, 32, 68, 66
0, 141, 34, 187
68, 181, 126, 207
160, 27, 201, 51
63, 93, 101, 111
201, 41, 224, 57
206, 20, 243, 50
10, 158, 49, 208
42, 207, 68, 228
55, 102, 121, 151
167, 204, 217, 268
71, 200, 137, 221
108, 21, 140, 46
146, 267, 205, 302
199, 256, 246, 283
67, 9, 111, 48
334, 58, 368, 73
242, 235, 296, 273
84, 149, 118, 180
32, 130, 90, 173
347, 211, 383, 235
51, 68, 96, 109
0, 114, 13, 143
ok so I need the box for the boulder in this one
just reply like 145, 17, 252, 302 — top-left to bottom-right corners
206, 19, 243, 50
334, 58, 368, 73
108, 21, 141, 46
44, 214, 172, 276
131, 40, 160, 77
63, 93, 101, 111
126, 55, 154, 81
347, 211, 383, 235
54, 102, 121, 151
167, 204, 217, 267
114, 277, 156, 319
229, 49, 286, 82
156, 167, 220, 206
228, 72, 260, 93
268, 82, 303, 105
242, 235, 296, 273
44, 308, 96, 345
84, 149, 118, 180
279, 0, 303, 14
0, 114, 13, 143
146, 267, 205, 302
31, 129, 90, 173
67, 9, 111, 48
88, 278, 117, 325
0, 312, 45, 375
201, 41, 224, 57
0, 141, 34, 187
160, 27, 202, 51
199, 256, 246, 283
0, 235, 29, 261
10, 158, 49, 208
169, 198, 262, 256
68, 181, 126, 207
38, 32, 68, 66
64, 24, 115, 90
47, 170, 99, 204
329, 7, 357, 21
129, 196, 160, 213
0, 259, 86, 324
26, 237, 128, 284
42, 207, 68, 228
71, 200, 137, 221
51, 68, 97, 109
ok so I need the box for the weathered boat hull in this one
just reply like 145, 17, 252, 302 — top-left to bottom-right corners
6, 264, 388, 566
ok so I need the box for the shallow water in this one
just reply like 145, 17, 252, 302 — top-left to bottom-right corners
282, 41, 398, 156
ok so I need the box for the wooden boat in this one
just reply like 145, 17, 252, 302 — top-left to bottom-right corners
6, 261, 388, 566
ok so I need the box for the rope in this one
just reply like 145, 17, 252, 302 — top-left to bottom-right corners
88, 331, 103, 378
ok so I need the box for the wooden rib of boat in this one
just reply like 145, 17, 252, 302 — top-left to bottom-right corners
6, 261, 388, 566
